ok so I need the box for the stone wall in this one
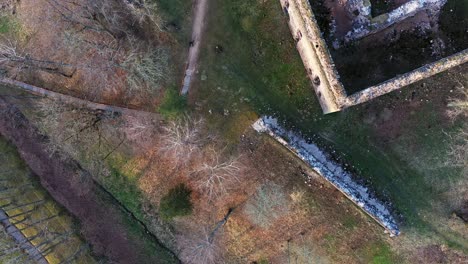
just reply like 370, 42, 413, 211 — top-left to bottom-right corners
280, 0, 346, 113
343, 49, 468, 108
280, 0, 468, 114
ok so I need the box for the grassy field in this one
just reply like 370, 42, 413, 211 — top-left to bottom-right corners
0, 136, 97, 263
192, 0, 467, 255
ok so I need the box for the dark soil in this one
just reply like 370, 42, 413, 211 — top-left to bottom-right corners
439, 0, 468, 53
334, 29, 435, 93
308, 0, 468, 94
455, 202, 468, 222
0, 96, 179, 264
308, 0, 332, 39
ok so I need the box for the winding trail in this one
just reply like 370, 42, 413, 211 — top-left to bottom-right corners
180, 0, 209, 95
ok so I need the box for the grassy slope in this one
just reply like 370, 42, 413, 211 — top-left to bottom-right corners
193, 0, 467, 257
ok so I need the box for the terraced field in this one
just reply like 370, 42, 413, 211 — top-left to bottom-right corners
0, 136, 97, 263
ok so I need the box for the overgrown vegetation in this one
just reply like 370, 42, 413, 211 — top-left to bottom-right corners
159, 184, 193, 221
0, 0, 182, 107
103, 165, 146, 220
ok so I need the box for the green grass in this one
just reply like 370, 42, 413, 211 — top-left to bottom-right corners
159, 184, 193, 221
195, 0, 467, 252
0, 16, 18, 34
158, 86, 187, 119
363, 242, 397, 264
154, 0, 192, 25
153, 0, 192, 42
102, 165, 146, 220
342, 215, 359, 229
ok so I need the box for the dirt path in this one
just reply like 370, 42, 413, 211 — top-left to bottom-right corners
0, 78, 155, 115
0, 97, 178, 264
180, 0, 209, 95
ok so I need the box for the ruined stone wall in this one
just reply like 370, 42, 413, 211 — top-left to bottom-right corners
346, 0, 447, 41
280, 0, 347, 113
343, 49, 468, 107
280, 0, 468, 114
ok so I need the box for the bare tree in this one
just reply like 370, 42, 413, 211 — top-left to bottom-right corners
46, 0, 130, 40
121, 46, 170, 94
123, 0, 163, 30
191, 148, 242, 199
0, 0, 170, 101
0, 41, 23, 64
244, 182, 290, 228
34, 98, 124, 176
447, 87, 468, 120
445, 128, 468, 174
178, 209, 234, 264
179, 230, 220, 264
159, 116, 206, 164
0, 41, 76, 78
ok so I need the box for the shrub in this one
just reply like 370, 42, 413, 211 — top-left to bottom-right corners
122, 47, 170, 94
159, 184, 193, 220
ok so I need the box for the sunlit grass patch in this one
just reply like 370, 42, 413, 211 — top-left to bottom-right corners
360, 242, 400, 264
158, 86, 187, 119
0, 15, 19, 34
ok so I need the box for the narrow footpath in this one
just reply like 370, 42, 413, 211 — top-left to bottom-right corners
180, 0, 209, 95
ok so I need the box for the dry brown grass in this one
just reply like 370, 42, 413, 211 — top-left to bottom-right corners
1, 0, 178, 109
